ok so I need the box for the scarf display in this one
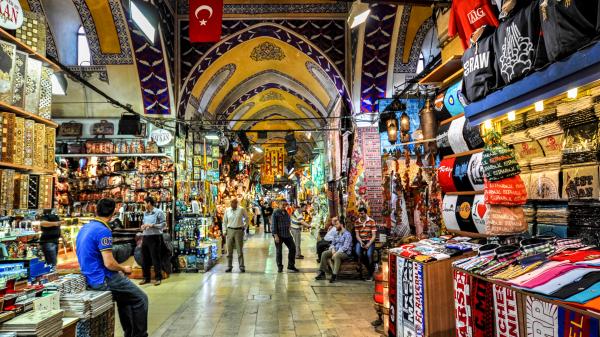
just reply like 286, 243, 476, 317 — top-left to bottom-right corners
471, 277, 494, 337
557, 307, 600, 337
525, 296, 559, 337
493, 284, 521, 337
453, 270, 473, 337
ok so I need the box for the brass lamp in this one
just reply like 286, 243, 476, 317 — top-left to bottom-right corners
386, 117, 399, 144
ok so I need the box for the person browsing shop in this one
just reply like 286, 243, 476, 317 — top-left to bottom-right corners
140, 196, 166, 286
291, 203, 311, 259
76, 198, 148, 337
355, 207, 377, 281
36, 209, 63, 267
316, 217, 352, 283
272, 198, 298, 273
223, 198, 249, 273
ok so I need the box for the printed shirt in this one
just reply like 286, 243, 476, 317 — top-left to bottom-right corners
528, 268, 598, 295
355, 216, 377, 242
291, 210, 303, 229
223, 207, 248, 231
75, 219, 115, 287
272, 209, 292, 239
448, 0, 500, 49
142, 207, 167, 236
330, 229, 353, 256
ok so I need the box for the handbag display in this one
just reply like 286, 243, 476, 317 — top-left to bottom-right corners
85, 139, 114, 154
67, 143, 85, 154
58, 121, 83, 137
91, 120, 115, 136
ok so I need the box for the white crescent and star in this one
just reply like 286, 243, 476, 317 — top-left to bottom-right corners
194, 5, 213, 26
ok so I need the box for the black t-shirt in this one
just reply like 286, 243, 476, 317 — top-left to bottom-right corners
39, 214, 61, 243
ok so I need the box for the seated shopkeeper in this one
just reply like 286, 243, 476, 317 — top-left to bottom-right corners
76, 198, 149, 337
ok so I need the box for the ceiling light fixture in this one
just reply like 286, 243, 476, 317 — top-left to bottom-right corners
534, 100, 544, 112
567, 88, 578, 99
507, 110, 516, 121
348, 0, 371, 29
253, 145, 263, 153
205, 132, 220, 140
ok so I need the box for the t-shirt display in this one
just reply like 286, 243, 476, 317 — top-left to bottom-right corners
448, 0, 500, 49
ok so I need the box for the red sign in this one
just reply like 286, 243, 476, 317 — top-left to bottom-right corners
189, 0, 223, 43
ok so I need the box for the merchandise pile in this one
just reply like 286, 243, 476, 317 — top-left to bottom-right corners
0, 310, 63, 337
388, 236, 481, 263
60, 291, 113, 319
45, 274, 86, 295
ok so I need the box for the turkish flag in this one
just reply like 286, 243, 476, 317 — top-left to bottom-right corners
189, 0, 223, 43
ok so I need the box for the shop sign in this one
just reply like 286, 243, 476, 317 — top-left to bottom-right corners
0, 0, 23, 30
151, 128, 173, 147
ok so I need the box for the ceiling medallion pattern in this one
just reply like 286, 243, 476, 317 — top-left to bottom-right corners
250, 42, 285, 62
260, 91, 284, 102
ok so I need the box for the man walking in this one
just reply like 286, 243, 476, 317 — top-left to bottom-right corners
290, 203, 310, 259
223, 198, 249, 273
76, 199, 148, 337
140, 196, 167, 286
272, 198, 299, 273
315, 217, 352, 283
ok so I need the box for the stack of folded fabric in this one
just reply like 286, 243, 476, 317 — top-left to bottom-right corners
502, 130, 531, 145
526, 108, 558, 128
557, 96, 599, 128
60, 291, 113, 319
45, 274, 86, 295
0, 310, 63, 337
527, 121, 563, 139
523, 203, 536, 225
389, 236, 480, 263
501, 113, 527, 134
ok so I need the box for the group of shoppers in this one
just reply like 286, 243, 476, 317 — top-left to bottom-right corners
315, 207, 378, 283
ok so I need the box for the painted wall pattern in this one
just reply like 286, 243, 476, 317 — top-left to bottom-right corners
393, 6, 434, 74
178, 19, 346, 87
72, 0, 133, 65
178, 24, 350, 119
25, 0, 58, 59
359, 3, 397, 113
126, 14, 172, 115
178, 2, 348, 15
157, 0, 175, 83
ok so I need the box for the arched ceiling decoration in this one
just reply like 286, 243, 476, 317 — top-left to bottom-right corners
179, 23, 351, 119
359, 3, 398, 114
393, 5, 434, 73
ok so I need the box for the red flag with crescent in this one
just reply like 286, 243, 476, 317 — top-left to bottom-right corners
189, 0, 223, 43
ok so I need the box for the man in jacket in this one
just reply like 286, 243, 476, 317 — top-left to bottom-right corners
315, 217, 352, 283
272, 198, 299, 273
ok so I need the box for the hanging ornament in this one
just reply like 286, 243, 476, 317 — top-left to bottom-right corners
386, 117, 399, 144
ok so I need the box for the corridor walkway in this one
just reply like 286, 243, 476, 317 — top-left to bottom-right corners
148, 232, 380, 337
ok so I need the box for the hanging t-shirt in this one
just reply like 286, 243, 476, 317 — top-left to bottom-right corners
434, 91, 452, 121
455, 195, 478, 233
442, 195, 460, 231
437, 123, 453, 157
453, 155, 474, 191
449, 0, 500, 50
449, 117, 470, 154
439, 157, 457, 193
462, 26, 500, 103
468, 152, 485, 191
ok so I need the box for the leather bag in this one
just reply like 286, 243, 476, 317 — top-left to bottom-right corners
91, 120, 115, 136
58, 121, 83, 137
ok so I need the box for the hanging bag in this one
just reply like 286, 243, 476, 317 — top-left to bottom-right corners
91, 120, 115, 136
482, 131, 521, 181
58, 121, 83, 137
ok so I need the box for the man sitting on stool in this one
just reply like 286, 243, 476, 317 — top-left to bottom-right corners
315, 217, 352, 283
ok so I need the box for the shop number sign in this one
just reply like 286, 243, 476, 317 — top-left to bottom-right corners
0, 0, 23, 30
150, 128, 173, 147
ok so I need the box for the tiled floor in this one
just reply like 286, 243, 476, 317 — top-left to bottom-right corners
130, 231, 380, 337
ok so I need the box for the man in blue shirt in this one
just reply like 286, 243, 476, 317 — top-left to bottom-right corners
315, 218, 352, 283
76, 198, 148, 337
140, 196, 167, 286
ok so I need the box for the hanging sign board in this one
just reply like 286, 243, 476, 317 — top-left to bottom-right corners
0, 0, 23, 30
150, 128, 173, 147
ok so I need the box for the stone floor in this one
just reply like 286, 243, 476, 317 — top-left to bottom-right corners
135, 231, 380, 337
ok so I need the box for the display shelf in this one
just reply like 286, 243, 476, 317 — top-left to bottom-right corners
418, 55, 462, 86
465, 40, 600, 125
439, 113, 464, 126
441, 69, 464, 89
0, 233, 40, 242
0, 161, 54, 174
55, 153, 169, 158
0, 27, 61, 71
444, 191, 483, 196
442, 148, 483, 160
0, 101, 58, 128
